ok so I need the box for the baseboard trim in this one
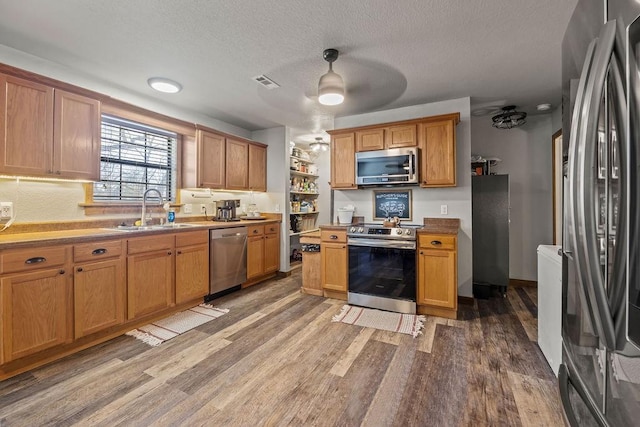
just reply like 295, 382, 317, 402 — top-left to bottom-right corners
509, 278, 537, 288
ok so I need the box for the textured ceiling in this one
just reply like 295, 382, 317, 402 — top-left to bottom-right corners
0, 0, 577, 140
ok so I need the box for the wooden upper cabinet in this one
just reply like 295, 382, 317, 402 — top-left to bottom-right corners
197, 130, 226, 189
53, 90, 101, 180
385, 124, 417, 149
0, 74, 54, 176
226, 138, 249, 190
248, 143, 267, 192
356, 128, 384, 152
330, 133, 357, 189
420, 118, 457, 187
0, 74, 102, 180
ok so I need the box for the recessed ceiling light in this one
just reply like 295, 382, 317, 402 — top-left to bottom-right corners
536, 103, 552, 111
147, 77, 182, 94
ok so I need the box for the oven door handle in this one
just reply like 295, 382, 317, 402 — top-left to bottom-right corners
348, 238, 416, 250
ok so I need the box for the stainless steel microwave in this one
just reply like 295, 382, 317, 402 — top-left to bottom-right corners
355, 147, 419, 185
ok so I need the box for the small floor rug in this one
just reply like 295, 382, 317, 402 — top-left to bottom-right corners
126, 303, 229, 346
332, 305, 426, 338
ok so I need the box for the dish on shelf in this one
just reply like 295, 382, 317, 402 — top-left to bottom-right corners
239, 216, 267, 220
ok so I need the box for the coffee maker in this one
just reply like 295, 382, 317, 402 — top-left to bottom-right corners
215, 199, 240, 222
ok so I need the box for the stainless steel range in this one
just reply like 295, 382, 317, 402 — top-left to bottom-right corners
347, 223, 420, 314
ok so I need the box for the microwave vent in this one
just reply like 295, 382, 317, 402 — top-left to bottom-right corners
252, 75, 280, 89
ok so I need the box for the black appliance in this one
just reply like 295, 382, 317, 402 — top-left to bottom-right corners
347, 223, 420, 314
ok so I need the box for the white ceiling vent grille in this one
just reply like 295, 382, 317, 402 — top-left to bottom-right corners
252, 75, 280, 89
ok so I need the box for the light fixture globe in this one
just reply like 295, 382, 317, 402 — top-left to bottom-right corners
310, 137, 330, 152
147, 77, 182, 94
318, 48, 345, 106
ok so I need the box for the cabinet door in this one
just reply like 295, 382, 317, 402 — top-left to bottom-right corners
74, 258, 125, 338
417, 249, 457, 309
127, 249, 174, 320
248, 143, 267, 192
385, 124, 417, 148
264, 233, 280, 274
247, 235, 265, 279
420, 119, 456, 187
321, 242, 348, 292
0, 74, 54, 176
197, 130, 226, 189
176, 243, 209, 304
53, 90, 101, 180
356, 128, 384, 152
1, 267, 70, 363
226, 138, 249, 190
330, 133, 357, 189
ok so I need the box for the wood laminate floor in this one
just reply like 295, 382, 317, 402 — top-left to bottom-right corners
0, 272, 563, 426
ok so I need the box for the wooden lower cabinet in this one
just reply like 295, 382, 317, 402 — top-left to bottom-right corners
1, 267, 71, 363
320, 229, 348, 297
127, 235, 175, 320
175, 231, 209, 304
244, 223, 280, 286
417, 234, 458, 319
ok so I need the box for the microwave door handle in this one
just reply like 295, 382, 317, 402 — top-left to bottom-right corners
409, 153, 415, 179
575, 19, 617, 350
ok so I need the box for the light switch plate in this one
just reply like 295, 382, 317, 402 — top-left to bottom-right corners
440, 204, 448, 215
0, 202, 13, 219
184, 204, 193, 214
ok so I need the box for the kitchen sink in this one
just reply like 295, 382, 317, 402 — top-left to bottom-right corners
106, 223, 199, 232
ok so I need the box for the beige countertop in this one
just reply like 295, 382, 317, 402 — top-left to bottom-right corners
0, 218, 281, 250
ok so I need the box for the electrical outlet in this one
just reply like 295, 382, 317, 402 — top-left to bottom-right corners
184, 204, 193, 214
200, 204, 207, 213
440, 204, 448, 215
0, 202, 13, 219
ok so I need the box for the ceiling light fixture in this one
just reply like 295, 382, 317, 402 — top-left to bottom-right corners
310, 137, 330, 152
147, 77, 182, 94
318, 48, 345, 106
536, 103, 552, 111
491, 105, 527, 129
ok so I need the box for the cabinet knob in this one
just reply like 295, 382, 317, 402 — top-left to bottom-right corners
420, 251, 424, 255
77, 267, 83, 272
177, 251, 182, 255
59, 269, 65, 275
168, 251, 172, 255
253, 230, 258, 234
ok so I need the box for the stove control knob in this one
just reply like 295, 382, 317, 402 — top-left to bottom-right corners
350, 227, 356, 232
405, 229, 412, 235
396, 228, 402, 235
358, 227, 364, 233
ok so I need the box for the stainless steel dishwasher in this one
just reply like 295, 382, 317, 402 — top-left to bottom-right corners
208, 227, 248, 297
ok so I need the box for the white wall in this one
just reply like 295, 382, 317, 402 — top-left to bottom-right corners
333, 97, 474, 297
471, 114, 554, 281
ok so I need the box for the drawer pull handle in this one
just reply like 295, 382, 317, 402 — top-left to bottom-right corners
253, 230, 259, 234
77, 267, 83, 272
25, 257, 46, 265
430, 240, 442, 246
92, 248, 107, 255
330, 235, 338, 240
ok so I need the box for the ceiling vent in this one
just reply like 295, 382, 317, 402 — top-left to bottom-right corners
252, 75, 280, 89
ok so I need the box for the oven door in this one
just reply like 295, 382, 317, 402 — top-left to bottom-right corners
347, 238, 417, 314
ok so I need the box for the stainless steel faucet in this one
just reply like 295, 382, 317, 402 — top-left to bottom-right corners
141, 188, 163, 226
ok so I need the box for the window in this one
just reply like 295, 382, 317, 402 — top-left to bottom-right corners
93, 115, 177, 202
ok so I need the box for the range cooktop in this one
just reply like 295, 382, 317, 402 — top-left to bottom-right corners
347, 223, 422, 240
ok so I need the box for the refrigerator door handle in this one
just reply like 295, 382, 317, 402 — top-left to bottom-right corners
573, 19, 617, 350
558, 363, 608, 427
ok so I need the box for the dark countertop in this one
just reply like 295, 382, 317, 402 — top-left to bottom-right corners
0, 218, 281, 250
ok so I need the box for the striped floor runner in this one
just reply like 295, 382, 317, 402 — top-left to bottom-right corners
126, 303, 229, 346
332, 304, 426, 337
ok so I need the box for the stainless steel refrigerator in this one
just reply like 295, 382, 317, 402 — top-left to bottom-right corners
561, 0, 640, 424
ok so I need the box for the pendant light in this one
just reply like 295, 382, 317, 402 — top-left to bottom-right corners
491, 105, 527, 129
318, 49, 345, 106
310, 136, 330, 152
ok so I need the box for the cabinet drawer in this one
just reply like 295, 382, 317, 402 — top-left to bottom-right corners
176, 230, 209, 247
419, 234, 456, 250
321, 229, 347, 243
248, 225, 264, 237
128, 234, 174, 255
1, 246, 68, 274
265, 223, 279, 235
73, 240, 122, 263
